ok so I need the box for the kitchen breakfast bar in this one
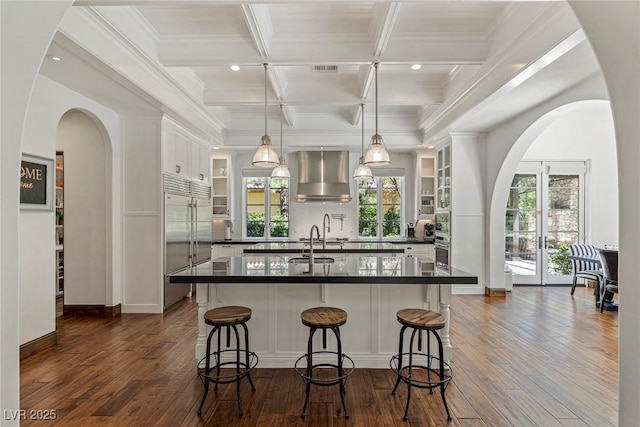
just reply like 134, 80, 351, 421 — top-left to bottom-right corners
170, 254, 477, 368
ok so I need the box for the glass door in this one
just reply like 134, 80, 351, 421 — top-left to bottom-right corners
505, 161, 586, 285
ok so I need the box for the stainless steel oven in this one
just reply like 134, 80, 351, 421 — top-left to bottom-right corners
435, 238, 450, 271
435, 212, 450, 270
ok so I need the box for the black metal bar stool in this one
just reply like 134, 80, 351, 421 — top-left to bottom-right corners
390, 308, 452, 421
294, 306, 354, 419
197, 306, 258, 417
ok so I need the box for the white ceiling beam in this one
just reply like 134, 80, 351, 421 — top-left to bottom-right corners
350, 104, 363, 127
239, 6, 297, 125
266, 66, 295, 125
241, 5, 273, 58
279, 104, 295, 128
372, 3, 401, 58
203, 88, 443, 107
159, 36, 487, 67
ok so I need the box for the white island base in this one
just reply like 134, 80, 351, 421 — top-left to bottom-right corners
195, 282, 452, 369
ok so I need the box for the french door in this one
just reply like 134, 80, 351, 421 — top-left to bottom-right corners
505, 161, 586, 285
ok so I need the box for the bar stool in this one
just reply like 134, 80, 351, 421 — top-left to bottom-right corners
294, 306, 355, 419
390, 308, 452, 421
197, 306, 258, 417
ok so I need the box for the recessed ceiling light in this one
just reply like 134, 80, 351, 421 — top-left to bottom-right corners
427, 145, 435, 149
411, 64, 422, 70
47, 54, 62, 62
213, 147, 220, 150
230, 65, 240, 71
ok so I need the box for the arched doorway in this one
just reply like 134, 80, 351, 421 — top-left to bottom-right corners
55, 109, 111, 313
500, 101, 617, 285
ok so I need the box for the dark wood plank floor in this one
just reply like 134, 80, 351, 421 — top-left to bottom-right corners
20, 286, 618, 426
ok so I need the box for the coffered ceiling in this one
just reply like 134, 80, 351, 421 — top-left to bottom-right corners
44, 1, 603, 151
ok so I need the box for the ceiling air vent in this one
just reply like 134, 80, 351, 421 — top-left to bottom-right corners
314, 65, 339, 73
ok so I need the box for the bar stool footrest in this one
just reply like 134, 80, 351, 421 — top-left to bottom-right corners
390, 352, 452, 389
197, 349, 259, 385
294, 350, 355, 386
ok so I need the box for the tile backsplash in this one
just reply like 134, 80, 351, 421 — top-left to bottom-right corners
213, 201, 357, 241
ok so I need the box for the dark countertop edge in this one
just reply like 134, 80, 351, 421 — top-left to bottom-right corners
243, 248, 405, 254
213, 240, 433, 245
169, 276, 477, 285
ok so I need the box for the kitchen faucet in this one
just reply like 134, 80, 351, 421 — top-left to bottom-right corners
322, 213, 331, 250
307, 224, 321, 273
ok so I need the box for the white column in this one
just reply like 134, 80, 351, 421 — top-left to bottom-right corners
1, 1, 73, 422
449, 133, 486, 294
569, 2, 640, 425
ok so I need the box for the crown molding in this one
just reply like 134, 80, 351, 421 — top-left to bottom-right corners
62, 6, 228, 138
419, 2, 581, 139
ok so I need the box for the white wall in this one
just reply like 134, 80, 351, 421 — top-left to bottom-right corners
229, 151, 416, 241
521, 107, 618, 246
56, 111, 107, 305
20, 75, 121, 344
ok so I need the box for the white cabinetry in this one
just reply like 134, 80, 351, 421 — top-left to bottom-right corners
212, 244, 236, 259
396, 243, 435, 258
162, 119, 211, 182
437, 145, 451, 210
212, 243, 251, 259
417, 155, 436, 218
163, 128, 191, 177
191, 143, 210, 183
211, 155, 233, 219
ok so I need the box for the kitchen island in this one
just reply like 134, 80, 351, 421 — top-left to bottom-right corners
170, 254, 477, 368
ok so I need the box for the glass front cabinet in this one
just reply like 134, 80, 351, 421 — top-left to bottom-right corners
211, 155, 233, 219
437, 145, 451, 211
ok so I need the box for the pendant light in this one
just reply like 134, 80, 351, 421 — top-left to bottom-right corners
252, 63, 279, 167
352, 103, 373, 181
364, 62, 390, 166
271, 104, 290, 178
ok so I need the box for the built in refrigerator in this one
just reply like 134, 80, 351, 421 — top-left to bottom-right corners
163, 175, 212, 309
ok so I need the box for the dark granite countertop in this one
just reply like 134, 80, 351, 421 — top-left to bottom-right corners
169, 254, 476, 285
213, 238, 432, 246
242, 241, 405, 254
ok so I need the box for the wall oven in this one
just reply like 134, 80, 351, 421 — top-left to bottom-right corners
435, 212, 450, 270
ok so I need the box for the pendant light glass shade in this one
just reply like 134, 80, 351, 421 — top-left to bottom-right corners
353, 103, 373, 181
271, 104, 290, 178
271, 159, 290, 178
252, 63, 279, 167
364, 62, 391, 166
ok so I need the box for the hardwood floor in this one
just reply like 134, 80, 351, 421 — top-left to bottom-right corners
20, 286, 618, 426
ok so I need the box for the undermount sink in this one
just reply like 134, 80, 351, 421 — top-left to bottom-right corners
288, 256, 335, 264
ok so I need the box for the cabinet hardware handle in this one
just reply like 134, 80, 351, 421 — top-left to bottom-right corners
175, 164, 181, 173
200, 173, 204, 180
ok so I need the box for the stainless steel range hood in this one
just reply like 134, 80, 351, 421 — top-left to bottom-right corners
295, 151, 351, 202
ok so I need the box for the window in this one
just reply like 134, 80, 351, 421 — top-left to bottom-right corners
244, 177, 289, 239
357, 176, 403, 238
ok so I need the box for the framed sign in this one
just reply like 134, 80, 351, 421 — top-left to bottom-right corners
20, 153, 54, 211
